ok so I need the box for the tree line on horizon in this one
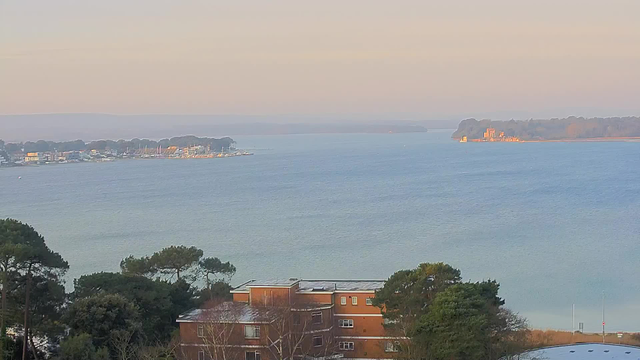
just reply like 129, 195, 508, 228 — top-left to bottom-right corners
0, 136, 236, 154
1, 218, 531, 360
452, 116, 640, 140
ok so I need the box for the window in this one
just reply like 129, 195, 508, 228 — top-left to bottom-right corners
311, 312, 322, 325
197, 324, 204, 337
245, 351, 261, 360
352, 296, 358, 305
293, 313, 301, 325
366, 298, 373, 306
385, 341, 400, 353
338, 319, 354, 328
313, 336, 323, 347
339, 342, 355, 351
198, 350, 205, 360
340, 296, 347, 306
244, 325, 260, 339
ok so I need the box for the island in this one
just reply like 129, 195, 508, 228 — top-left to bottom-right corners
0, 136, 252, 167
452, 116, 640, 142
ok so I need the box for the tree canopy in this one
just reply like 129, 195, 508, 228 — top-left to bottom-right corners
121, 246, 204, 282
374, 263, 528, 360
452, 116, 640, 140
65, 293, 141, 350
73, 272, 193, 342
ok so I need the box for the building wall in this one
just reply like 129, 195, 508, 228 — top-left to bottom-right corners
249, 287, 291, 306
335, 315, 385, 337
233, 292, 249, 302
297, 293, 333, 305
337, 338, 394, 359
333, 293, 378, 314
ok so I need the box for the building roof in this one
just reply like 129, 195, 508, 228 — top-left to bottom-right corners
231, 279, 385, 293
521, 343, 640, 360
297, 280, 385, 293
177, 302, 276, 324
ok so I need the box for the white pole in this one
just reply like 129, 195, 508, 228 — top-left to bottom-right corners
602, 292, 605, 344
572, 304, 575, 334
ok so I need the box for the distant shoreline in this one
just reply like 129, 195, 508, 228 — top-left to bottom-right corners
454, 136, 640, 143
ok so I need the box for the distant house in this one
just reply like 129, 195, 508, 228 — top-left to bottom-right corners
24, 152, 41, 163
177, 279, 399, 360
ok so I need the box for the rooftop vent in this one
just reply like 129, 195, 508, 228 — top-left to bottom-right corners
312, 286, 326, 291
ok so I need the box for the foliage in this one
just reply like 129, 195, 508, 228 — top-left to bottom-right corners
149, 246, 203, 281
415, 282, 504, 360
196, 281, 233, 304
0, 218, 68, 360
374, 263, 528, 360
73, 272, 194, 342
56, 334, 109, 360
452, 116, 640, 140
373, 262, 461, 335
198, 257, 236, 301
119, 257, 154, 278
10, 274, 67, 340
65, 294, 141, 350
122, 246, 203, 282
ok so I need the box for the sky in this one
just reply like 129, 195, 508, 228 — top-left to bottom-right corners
1, 0, 640, 120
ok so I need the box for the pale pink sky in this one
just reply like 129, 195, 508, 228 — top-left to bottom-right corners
1, 0, 639, 118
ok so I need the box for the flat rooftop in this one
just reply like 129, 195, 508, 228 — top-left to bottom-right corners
177, 302, 276, 323
232, 279, 385, 293
522, 343, 640, 360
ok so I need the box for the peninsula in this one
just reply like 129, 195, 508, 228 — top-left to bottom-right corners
452, 116, 640, 142
0, 135, 251, 166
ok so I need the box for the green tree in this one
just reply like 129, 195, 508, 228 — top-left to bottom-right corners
17, 228, 68, 360
73, 272, 191, 342
119, 256, 154, 277
149, 246, 203, 281
373, 264, 528, 360
415, 282, 498, 360
372, 263, 462, 359
0, 219, 68, 360
65, 294, 141, 350
10, 274, 66, 358
414, 281, 527, 360
198, 257, 235, 301
56, 334, 109, 360
0, 219, 33, 360
121, 246, 203, 282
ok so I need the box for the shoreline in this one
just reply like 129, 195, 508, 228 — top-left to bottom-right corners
454, 136, 640, 143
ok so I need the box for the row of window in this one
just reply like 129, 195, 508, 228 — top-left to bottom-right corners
198, 350, 264, 360
198, 317, 360, 338
339, 296, 374, 306
197, 324, 261, 339
196, 341, 398, 359
339, 341, 355, 351
338, 341, 398, 352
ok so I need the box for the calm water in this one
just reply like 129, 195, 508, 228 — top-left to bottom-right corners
1, 130, 639, 331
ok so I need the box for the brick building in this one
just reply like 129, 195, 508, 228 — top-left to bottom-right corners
177, 279, 399, 360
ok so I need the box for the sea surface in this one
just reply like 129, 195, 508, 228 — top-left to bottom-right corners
1, 130, 639, 332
